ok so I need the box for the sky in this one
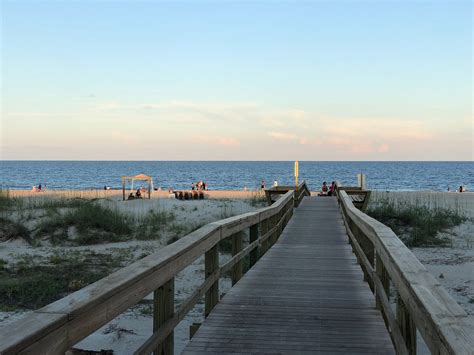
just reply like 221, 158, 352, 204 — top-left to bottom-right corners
1, 0, 472, 161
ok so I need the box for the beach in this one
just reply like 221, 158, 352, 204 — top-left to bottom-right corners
0, 189, 473, 353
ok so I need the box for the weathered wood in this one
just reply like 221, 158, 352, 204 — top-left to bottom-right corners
153, 278, 174, 355
185, 197, 395, 354
231, 232, 243, 286
340, 208, 408, 355
375, 252, 390, 312
221, 239, 258, 276
205, 245, 219, 317
361, 190, 371, 212
260, 217, 269, 256
0, 190, 295, 354
397, 295, 417, 355
338, 189, 474, 354
354, 224, 375, 291
135, 270, 220, 355
249, 224, 259, 267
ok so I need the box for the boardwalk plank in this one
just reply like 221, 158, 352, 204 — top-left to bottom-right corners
184, 197, 395, 354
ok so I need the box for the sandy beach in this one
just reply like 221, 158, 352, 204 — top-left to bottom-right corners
6, 189, 261, 200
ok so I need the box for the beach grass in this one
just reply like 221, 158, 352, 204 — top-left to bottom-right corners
368, 198, 467, 247
0, 216, 31, 244
36, 202, 132, 245
135, 209, 176, 240
248, 190, 267, 207
0, 250, 130, 310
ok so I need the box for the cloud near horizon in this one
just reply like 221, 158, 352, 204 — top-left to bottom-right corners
1, 101, 471, 160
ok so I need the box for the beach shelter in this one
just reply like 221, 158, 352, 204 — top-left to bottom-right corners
121, 173, 153, 200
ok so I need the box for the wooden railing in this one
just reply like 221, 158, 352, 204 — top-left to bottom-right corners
0, 182, 310, 355
293, 180, 311, 207
335, 181, 474, 355
264, 180, 310, 207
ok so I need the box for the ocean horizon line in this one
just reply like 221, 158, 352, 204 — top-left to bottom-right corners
1, 159, 473, 163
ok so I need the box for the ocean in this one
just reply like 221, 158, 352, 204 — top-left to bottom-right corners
0, 161, 472, 192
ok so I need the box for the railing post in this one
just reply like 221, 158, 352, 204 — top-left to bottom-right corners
249, 224, 259, 267
352, 224, 375, 291
375, 252, 390, 311
260, 217, 269, 256
231, 232, 243, 286
271, 214, 278, 245
205, 245, 219, 317
397, 294, 417, 355
153, 277, 174, 355
284, 200, 292, 228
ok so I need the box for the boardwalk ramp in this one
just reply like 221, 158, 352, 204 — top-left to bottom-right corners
184, 197, 395, 354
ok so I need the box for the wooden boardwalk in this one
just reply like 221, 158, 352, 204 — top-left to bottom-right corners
184, 197, 395, 354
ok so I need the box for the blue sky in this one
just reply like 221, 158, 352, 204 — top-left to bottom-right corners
1, 0, 472, 160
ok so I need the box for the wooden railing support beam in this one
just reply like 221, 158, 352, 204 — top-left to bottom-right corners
397, 295, 417, 355
205, 245, 219, 317
260, 218, 269, 256
153, 277, 174, 355
231, 232, 243, 286
249, 224, 259, 267
375, 252, 390, 312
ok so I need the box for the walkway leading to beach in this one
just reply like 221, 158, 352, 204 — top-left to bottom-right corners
183, 196, 395, 354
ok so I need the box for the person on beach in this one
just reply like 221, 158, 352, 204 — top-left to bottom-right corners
203, 182, 207, 190
128, 192, 135, 200
191, 182, 195, 190
136, 188, 141, 198
261, 180, 266, 189
32, 185, 37, 192
319, 182, 328, 196
273, 181, 278, 187
328, 181, 336, 196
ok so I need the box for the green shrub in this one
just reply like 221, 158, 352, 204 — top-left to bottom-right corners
136, 210, 175, 240
248, 192, 267, 207
368, 200, 466, 247
0, 217, 31, 244
0, 251, 126, 310
36, 202, 131, 245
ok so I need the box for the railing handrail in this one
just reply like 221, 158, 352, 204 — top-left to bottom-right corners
0, 185, 308, 354
335, 183, 474, 354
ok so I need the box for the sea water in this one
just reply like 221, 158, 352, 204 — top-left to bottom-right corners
0, 161, 472, 192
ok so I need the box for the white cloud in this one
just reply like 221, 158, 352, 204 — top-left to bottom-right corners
268, 132, 298, 140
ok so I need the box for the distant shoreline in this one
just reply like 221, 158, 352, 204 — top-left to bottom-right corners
4, 188, 473, 198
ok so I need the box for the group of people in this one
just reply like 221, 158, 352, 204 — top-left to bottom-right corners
31, 184, 46, 192
260, 180, 278, 189
128, 185, 147, 200
319, 181, 336, 197
192, 181, 207, 191
448, 186, 467, 193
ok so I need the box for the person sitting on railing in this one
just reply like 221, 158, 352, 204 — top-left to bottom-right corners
318, 181, 328, 196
